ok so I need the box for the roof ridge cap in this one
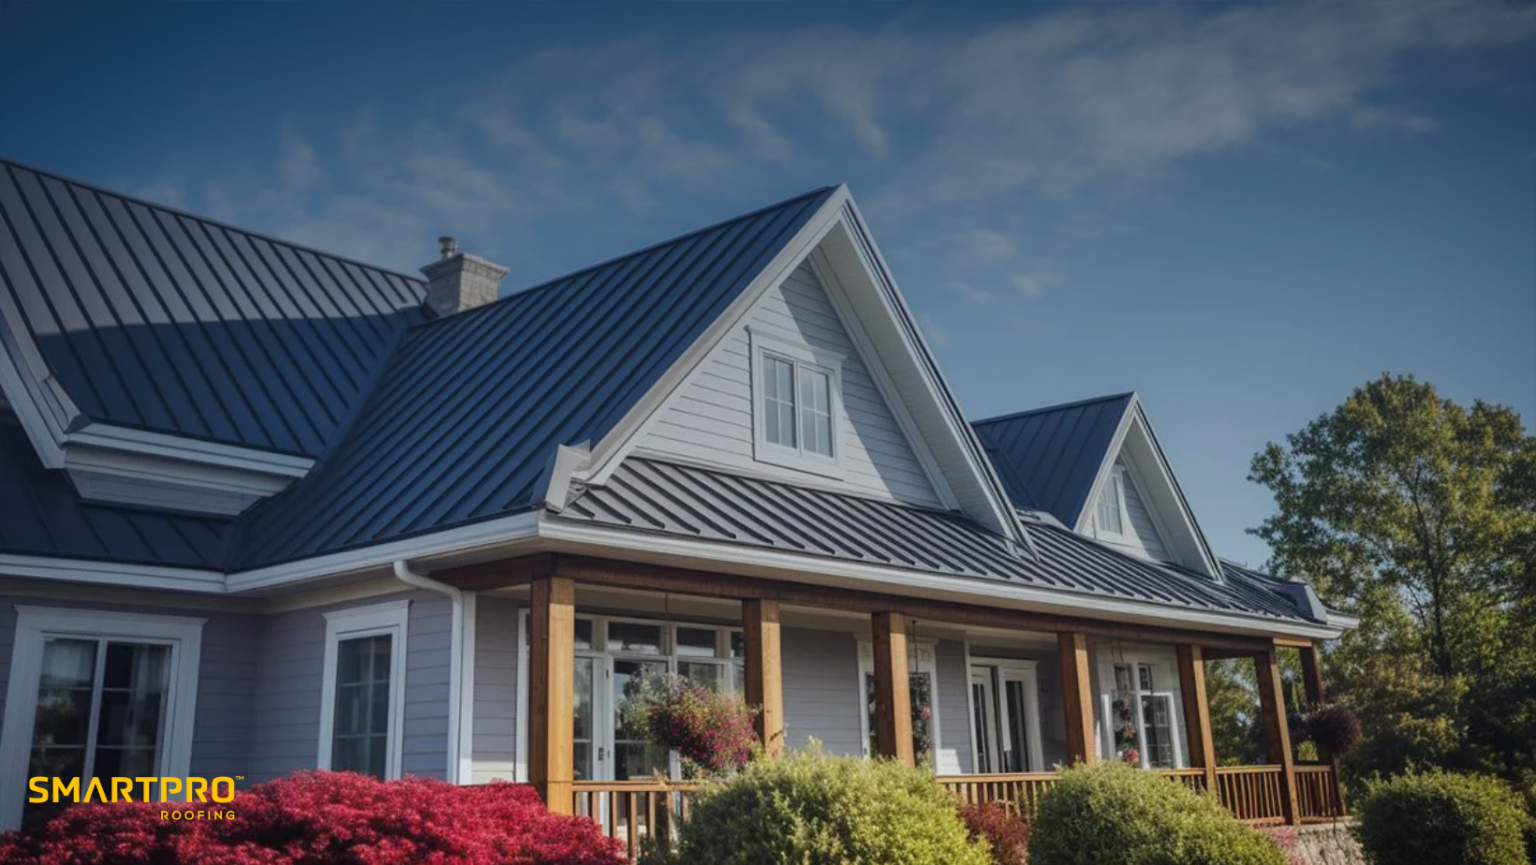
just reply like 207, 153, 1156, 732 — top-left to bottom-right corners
403, 185, 839, 334
971, 391, 1137, 427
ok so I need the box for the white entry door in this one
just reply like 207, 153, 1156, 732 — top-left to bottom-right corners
969, 661, 1044, 773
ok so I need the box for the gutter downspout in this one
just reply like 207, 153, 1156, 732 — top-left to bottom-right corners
394, 560, 474, 785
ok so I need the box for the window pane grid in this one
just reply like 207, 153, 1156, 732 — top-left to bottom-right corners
331, 634, 392, 778
761, 352, 835, 460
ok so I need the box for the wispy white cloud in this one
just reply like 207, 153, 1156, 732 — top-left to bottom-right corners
143, 1, 1536, 282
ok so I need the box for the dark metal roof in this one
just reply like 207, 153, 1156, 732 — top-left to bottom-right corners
0, 416, 226, 567
230, 187, 837, 567
556, 458, 1314, 624
971, 393, 1133, 525
560, 458, 1030, 579
0, 157, 427, 457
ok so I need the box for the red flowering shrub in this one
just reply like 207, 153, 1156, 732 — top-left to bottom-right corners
958, 802, 1031, 865
0, 772, 627, 865
626, 674, 758, 776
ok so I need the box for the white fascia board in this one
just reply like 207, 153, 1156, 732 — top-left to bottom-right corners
1123, 402, 1223, 580
227, 509, 543, 593
536, 516, 1349, 642
577, 187, 851, 489
0, 555, 226, 593
1072, 401, 1137, 535
68, 423, 314, 477
832, 198, 1027, 549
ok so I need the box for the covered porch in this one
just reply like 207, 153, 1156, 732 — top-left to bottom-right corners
440, 552, 1347, 859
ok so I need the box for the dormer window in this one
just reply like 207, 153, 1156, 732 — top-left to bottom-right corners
750, 329, 843, 477
1096, 468, 1129, 538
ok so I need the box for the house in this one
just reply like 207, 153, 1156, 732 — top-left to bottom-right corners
0, 157, 1354, 843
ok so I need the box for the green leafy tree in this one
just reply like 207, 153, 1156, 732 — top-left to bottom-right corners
1248, 374, 1536, 780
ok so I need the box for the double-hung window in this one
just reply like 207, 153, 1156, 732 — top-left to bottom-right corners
0, 608, 204, 830
751, 330, 842, 475
1104, 655, 1183, 770
319, 601, 409, 780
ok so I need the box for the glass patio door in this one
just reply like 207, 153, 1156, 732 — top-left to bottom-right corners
969, 661, 1043, 774
609, 658, 669, 780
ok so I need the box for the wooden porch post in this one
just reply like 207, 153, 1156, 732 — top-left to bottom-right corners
1059, 632, 1096, 765
872, 611, 914, 767
1177, 644, 1218, 792
1255, 646, 1301, 825
529, 576, 575, 814
1299, 643, 1324, 706
743, 599, 784, 756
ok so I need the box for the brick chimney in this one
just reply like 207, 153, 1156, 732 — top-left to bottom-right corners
420, 236, 508, 317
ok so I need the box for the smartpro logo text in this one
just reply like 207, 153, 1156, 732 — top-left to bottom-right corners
28, 776, 240, 820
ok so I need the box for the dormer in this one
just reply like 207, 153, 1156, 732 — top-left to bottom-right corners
973, 392, 1222, 580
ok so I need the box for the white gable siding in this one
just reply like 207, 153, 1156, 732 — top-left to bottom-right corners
637, 262, 942, 507
1091, 459, 1170, 562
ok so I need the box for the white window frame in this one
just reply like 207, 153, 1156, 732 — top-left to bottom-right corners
0, 606, 205, 830
1094, 466, 1133, 541
968, 658, 1045, 774
748, 328, 845, 479
318, 600, 409, 780
1096, 648, 1187, 770
855, 638, 944, 768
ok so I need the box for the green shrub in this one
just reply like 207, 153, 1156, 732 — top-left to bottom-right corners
1028, 762, 1284, 865
1356, 771, 1530, 865
660, 747, 990, 865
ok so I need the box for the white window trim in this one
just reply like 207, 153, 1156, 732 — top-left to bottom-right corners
0, 606, 206, 830
318, 600, 409, 780
1094, 467, 1134, 542
967, 657, 1046, 774
855, 638, 945, 769
1095, 648, 1187, 770
748, 327, 846, 479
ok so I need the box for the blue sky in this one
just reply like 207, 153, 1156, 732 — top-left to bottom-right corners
2, 1, 1532, 567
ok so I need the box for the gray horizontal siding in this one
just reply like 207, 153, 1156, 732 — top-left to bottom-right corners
251, 589, 451, 782
471, 596, 520, 783
782, 627, 862, 757
641, 261, 941, 507
935, 639, 972, 775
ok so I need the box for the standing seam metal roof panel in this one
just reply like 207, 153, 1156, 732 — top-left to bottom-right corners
0, 157, 428, 457
230, 187, 836, 567
555, 458, 1311, 622
971, 393, 1134, 526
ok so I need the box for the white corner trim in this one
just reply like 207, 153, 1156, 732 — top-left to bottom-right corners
318, 600, 410, 780
577, 188, 851, 489
0, 606, 206, 831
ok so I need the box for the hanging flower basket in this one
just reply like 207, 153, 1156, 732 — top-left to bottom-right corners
624, 673, 759, 777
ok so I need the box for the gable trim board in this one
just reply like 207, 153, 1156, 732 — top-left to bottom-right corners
1078, 398, 1221, 580
576, 189, 1023, 549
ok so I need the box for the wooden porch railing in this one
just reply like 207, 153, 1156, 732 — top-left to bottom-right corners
937, 773, 1059, 816
570, 763, 1344, 860
1295, 763, 1348, 823
571, 780, 700, 861
1214, 765, 1287, 826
